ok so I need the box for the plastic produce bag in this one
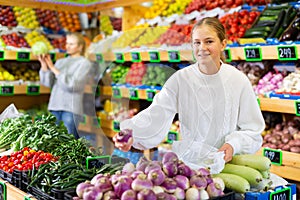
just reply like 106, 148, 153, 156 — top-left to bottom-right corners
0, 104, 23, 123
172, 140, 225, 174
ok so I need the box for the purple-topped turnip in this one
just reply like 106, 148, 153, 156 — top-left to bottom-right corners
162, 152, 179, 164
137, 189, 157, 200
131, 174, 153, 191
121, 189, 137, 200
206, 182, 225, 198
190, 175, 208, 189
76, 181, 93, 198
147, 168, 166, 186
174, 175, 190, 190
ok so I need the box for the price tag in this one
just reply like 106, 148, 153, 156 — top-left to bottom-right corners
277, 46, 297, 61
0, 181, 7, 200
244, 47, 262, 61
0, 51, 4, 61
92, 117, 100, 128
129, 88, 139, 100
26, 85, 40, 95
86, 155, 111, 169
49, 53, 56, 62
270, 187, 291, 200
224, 48, 232, 62
112, 87, 121, 98
17, 51, 30, 61
96, 53, 104, 63
131, 52, 141, 62
294, 101, 300, 116
149, 51, 160, 62
166, 131, 178, 143
168, 51, 181, 62
115, 53, 124, 63
79, 115, 87, 125
111, 155, 130, 165
146, 89, 156, 101
113, 120, 120, 132
0, 86, 14, 96
263, 148, 282, 165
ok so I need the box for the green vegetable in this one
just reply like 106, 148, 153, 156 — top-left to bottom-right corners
31, 41, 49, 56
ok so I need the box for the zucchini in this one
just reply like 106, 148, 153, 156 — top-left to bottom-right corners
261, 9, 282, 16
248, 26, 272, 33
268, 9, 286, 38
243, 30, 269, 38
213, 173, 250, 193
229, 154, 271, 171
267, 3, 289, 10
221, 163, 263, 186
282, 6, 297, 29
259, 16, 278, 21
255, 20, 276, 27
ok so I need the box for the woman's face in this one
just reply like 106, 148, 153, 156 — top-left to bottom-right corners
192, 24, 226, 71
66, 35, 82, 56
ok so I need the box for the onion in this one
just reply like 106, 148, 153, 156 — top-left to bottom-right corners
82, 186, 103, 200
160, 178, 177, 193
147, 168, 166, 186
152, 186, 164, 194
177, 163, 193, 178
103, 191, 118, 200
131, 174, 153, 191
185, 187, 200, 200
190, 175, 207, 189
162, 152, 179, 164
116, 129, 133, 143
122, 162, 136, 175
174, 187, 185, 200
94, 177, 113, 193
163, 161, 178, 177
199, 188, 209, 199
144, 162, 162, 174
174, 175, 190, 190
76, 181, 93, 198
113, 176, 133, 197
121, 189, 137, 200
137, 189, 157, 200
206, 182, 224, 198
212, 177, 225, 191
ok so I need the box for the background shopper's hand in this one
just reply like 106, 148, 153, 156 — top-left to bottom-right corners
218, 143, 234, 162
112, 130, 133, 152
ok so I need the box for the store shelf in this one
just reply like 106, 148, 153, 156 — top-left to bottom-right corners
0, 178, 36, 200
0, 50, 66, 61
0, 0, 150, 12
259, 97, 296, 114
256, 148, 300, 182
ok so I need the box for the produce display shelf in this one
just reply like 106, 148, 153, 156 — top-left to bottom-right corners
256, 148, 300, 182
0, 178, 36, 200
90, 44, 300, 62
1, 50, 66, 61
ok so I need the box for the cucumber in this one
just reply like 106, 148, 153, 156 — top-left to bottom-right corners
268, 9, 286, 38
229, 154, 271, 171
261, 9, 282, 16
255, 20, 276, 27
243, 30, 269, 38
213, 173, 250, 193
259, 16, 278, 21
267, 3, 289, 10
248, 26, 272, 32
221, 163, 263, 186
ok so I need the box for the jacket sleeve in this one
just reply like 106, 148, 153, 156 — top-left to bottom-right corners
55, 59, 92, 93
225, 80, 265, 155
39, 70, 55, 88
120, 75, 179, 150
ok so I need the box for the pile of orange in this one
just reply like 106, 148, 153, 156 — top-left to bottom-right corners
58, 11, 81, 32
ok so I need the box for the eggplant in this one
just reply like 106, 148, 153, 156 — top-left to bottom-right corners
281, 27, 299, 41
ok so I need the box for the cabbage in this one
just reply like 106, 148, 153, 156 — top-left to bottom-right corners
31, 41, 49, 55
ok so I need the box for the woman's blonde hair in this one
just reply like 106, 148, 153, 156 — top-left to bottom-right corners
67, 32, 86, 56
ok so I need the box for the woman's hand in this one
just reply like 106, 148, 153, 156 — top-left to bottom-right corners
38, 55, 48, 71
44, 54, 60, 75
218, 143, 234, 162
112, 130, 133, 152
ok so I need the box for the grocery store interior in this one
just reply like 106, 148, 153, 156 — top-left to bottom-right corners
0, 0, 300, 199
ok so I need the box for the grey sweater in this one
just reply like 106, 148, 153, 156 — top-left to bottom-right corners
39, 56, 92, 115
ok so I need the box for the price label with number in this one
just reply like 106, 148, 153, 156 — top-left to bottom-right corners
27, 85, 40, 95
111, 155, 130, 165
113, 121, 120, 132
0, 86, 14, 96
49, 53, 56, 62
224, 48, 232, 62
115, 53, 124, 63
96, 53, 104, 63
129, 88, 139, 100
0, 51, 4, 61
166, 131, 178, 143
294, 101, 300, 116
131, 52, 141, 62
112, 87, 121, 98
244, 47, 262, 61
92, 117, 100, 128
0, 181, 7, 200
17, 51, 30, 61
263, 148, 282, 165
270, 187, 291, 200
149, 51, 160, 62
277, 46, 297, 61
86, 155, 111, 169
168, 51, 181, 62
146, 89, 156, 101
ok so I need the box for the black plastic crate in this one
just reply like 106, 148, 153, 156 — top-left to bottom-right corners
211, 190, 235, 200
64, 190, 77, 200
51, 188, 75, 200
